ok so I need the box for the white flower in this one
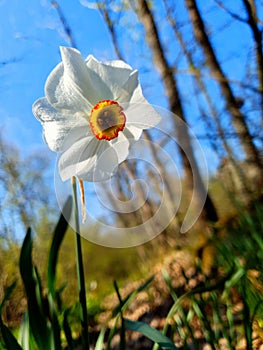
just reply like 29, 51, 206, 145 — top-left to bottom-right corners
33, 46, 161, 182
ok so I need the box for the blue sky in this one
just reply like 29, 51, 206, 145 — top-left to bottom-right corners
0, 0, 123, 234
0, 0, 246, 166
1, 0, 260, 238
0, 0, 117, 155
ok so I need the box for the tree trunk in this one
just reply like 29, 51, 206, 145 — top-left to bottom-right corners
185, 0, 263, 182
163, 0, 254, 204
135, 0, 218, 224
242, 0, 263, 116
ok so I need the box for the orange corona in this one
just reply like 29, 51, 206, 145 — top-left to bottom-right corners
89, 100, 126, 141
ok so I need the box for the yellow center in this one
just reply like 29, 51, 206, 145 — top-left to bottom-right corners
89, 100, 126, 141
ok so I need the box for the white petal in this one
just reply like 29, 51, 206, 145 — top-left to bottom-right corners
110, 132, 130, 164
124, 125, 143, 141
104, 59, 132, 70
45, 47, 94, 112
33, 98, 91, 152
116, 70, 140, 103
85, 55, 138, 102
125, 100, 161, 129
58, 138, 118, 182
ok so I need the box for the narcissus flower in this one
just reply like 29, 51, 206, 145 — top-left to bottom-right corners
33, 47, 161, 182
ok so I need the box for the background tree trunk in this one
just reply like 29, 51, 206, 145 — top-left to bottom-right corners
185, 0, 263, 187
135, 0, 218, 223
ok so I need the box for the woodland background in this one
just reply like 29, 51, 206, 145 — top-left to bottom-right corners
0, 0, 263, 349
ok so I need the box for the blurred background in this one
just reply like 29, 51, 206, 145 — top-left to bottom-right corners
0, 0, 263, 347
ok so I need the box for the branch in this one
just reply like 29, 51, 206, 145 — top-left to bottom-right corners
97, 1, 125, 60
242, 0, 263, 107
214, 0, 247, 23
185, 0, 262, 170
51, 1, 77, 48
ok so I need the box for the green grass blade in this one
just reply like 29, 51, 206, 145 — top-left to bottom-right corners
0, 281, 16, 315
94, 327, 106, 350
0, 321, 23, 350
18, 313, 35, 350
106, 315, 121, 350
47, 196, 72, 297
112, 276, 154, 317
63, 308, 74, 350
113, 280, 126, 350
47, 294, 62, 350
124, 318, 178, 350
19, 228, 52, 350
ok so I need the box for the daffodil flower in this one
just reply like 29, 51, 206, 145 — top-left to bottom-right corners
33, 46, 161, 182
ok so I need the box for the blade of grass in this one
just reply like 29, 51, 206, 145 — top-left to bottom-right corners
124, 318, 178, 350
47, 196, 72, 297
106, 314, 121, 350
18, 313, 35, 350
0, 283, 21, 349
112, 276, 154, 317
191, 298, 216, 350
0, 320, 23, 350
241, 278, 253, 350
0, 281, 16, 314
19, 228, 52, 350
47, 293, 62, 350
161, 269, 198, 347
63, 308, 74, 350
94, 327, 106, 350
113, 280, 126, 350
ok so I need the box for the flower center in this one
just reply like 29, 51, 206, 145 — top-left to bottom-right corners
89, 100, 126, 141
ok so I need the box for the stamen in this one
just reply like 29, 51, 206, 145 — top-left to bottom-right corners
90, 100, 126, 141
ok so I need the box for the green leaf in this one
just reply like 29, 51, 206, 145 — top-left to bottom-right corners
0, 322, 23, 350
105, 314, 120, 350
18, 313, 36, 350
112, 276, 154, 317
94, 327, 106, 350
47, 196, 72, 297
46, 198, 72, 350
162, 269, 178, 302
19, 228, 52, 350
63, 308, 74, 350
47, 293, 62, 350
0, 282, 22, 350
0, 281, 17, 314
124, 319, 178, 350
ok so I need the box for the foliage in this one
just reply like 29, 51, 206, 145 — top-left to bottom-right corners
0, 198, 177, 350
1, 201, 263, 349
0, 131, 56, 238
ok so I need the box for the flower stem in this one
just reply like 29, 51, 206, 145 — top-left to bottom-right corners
71, 176, 89, 349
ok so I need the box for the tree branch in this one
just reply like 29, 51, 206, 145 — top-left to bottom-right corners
185, 0, 263, 173
242, 0, 263, 110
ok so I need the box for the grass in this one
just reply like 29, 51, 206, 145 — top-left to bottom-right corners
1, 200, 263, 349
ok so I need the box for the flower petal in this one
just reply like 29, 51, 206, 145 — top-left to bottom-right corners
124, 125, 143, 141
116, 70, 140, 103
58, 138, 118, 182
125, 100, 161, 129
110, 132, 130, 164
45, 47, 95, 112
33, 98, 91, 152
104, 59, 132, 70
85, 55, 138, 102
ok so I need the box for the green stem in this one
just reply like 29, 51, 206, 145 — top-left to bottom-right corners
71, 177, 89, 349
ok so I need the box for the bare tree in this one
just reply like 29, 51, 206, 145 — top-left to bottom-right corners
242, 0, 263, 111
134, 0, 218, 223
0, 131, 54, 238
163, 0, 254, 204
185, 0, 263, 186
